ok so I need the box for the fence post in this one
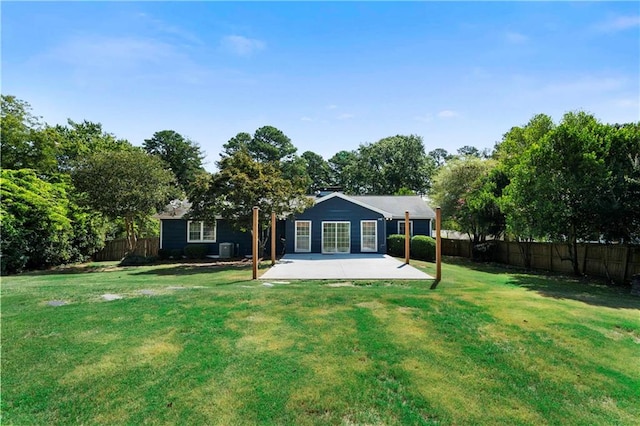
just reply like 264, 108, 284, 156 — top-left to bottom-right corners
252, 206, 259, 279
623, 246, 631, 283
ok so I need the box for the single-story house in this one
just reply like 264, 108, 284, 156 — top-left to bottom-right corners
155, 192, 435, 257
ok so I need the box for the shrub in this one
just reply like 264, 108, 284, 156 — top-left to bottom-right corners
411, 235, 436, 261
387, 234, 406, 257
473, 241, 497, 262
157, 249, 171, 260
170, 248, 183, 259
184, 244, 208, 259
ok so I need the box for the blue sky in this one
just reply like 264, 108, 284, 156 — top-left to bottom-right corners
3, 2, 639, 171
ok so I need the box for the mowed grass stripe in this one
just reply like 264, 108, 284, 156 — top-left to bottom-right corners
2, 259, 639, 425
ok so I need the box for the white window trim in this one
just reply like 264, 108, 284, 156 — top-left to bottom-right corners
321, 221, 351, 254
187, 220, 217, 243
294, 220, 312, 253
360, 220, 377, 252
398, 220, 414, 237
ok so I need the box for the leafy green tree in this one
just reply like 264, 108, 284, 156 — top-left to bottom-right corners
328, 150, 358, 191
428, 148, 451, 167
351, 135, 435, 195
143, 130, 205, 193
0, 95, 57, 174
223, 126, 297, 163
54, 120, 133, 172
495, 114, 555, 267
593, 122, 640, 243
494, 114, 555, 170
1, 169, 73, 274
301, 151, 332, 193
503, 112, 612, 275
72, 150, 175, 254
188, 149, 313, 254
430, 156, 501, 244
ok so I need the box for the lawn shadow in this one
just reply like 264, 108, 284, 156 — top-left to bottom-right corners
507, 274, 640, 310
130, 263, 254, 277
445, 256, 639, 310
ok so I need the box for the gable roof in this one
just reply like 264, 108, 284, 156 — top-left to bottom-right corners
315, 192, 435, 220
350, 195, 435, 220
314, 192, 394, 219
155, 193, 435, 221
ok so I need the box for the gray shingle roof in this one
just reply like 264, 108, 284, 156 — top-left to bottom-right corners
156, 194, 435, 220
350, 195, 435, 219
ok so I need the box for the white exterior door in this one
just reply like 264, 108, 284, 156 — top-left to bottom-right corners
322, 222, 350, 253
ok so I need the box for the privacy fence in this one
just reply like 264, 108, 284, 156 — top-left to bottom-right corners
441, 238, 640, 285
93, 237, 160, 261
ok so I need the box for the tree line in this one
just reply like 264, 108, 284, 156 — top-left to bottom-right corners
2, 94, 638, 275
430, 112, 640, 276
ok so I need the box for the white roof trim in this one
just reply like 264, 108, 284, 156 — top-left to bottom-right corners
314, 192, 393, 219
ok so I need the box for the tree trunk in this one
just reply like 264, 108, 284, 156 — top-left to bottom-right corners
518, 237, 532, 270
124, 215, 138, 256
570, 223, 580, 276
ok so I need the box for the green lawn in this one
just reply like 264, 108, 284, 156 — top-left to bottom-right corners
2, 259, 639, 425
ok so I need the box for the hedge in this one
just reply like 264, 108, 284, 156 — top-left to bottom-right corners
387, 234, 436, 261
410, 235, 436, 261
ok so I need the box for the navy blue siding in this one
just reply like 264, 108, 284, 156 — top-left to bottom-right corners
161, 219, 286, 257
285, 197, 386, 254
385, 219, 432, 238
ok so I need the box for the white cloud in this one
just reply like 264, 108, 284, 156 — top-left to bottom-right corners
437, 110, 459, 119
326, 104, 338, 110
32, 35, 209, 87
300, 116, 313, 121
505, 31, 528, 44
595, 15, 640, 32
337, 113, 354, 120
221, 35, 265, 56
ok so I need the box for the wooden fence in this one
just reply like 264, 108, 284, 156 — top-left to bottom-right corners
441, 238, 640, 284
94, 237, 160, 261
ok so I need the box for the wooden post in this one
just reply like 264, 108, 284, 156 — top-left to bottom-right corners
404, 211, 410, 264
252, 206, 259, 279
271, 211, 276, 266
436, 207, 442, 281
623, 245, 631, 283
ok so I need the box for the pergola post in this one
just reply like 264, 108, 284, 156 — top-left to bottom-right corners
405, 211, 410, 264
436, 207, 442, 281
252, 206, 259, 279
271, 211, 276, 266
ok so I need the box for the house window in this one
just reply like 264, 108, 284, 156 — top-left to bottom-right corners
187, 221, 217, 242
361, 220, 377, 252
295, 221, 311, 252
398, 221, 413, 237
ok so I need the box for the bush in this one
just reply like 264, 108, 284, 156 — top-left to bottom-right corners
472, 241, 497, 262
411, 235, 436, 261
170, 248, 183, 259
157, 249, 171, 260
119, 255, 157, 266
184, 244, 208, 259
387, 234, 406, 257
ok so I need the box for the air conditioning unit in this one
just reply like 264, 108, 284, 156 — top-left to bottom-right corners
219, 242, 234, 259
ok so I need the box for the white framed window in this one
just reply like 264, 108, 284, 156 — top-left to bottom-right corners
361, 220, 377, 252
398, 220, 414, 237
295, 221, 312, 252
187, 220, 217, 242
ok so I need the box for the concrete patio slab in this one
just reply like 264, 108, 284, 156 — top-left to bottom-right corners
260, 254, 433, 280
